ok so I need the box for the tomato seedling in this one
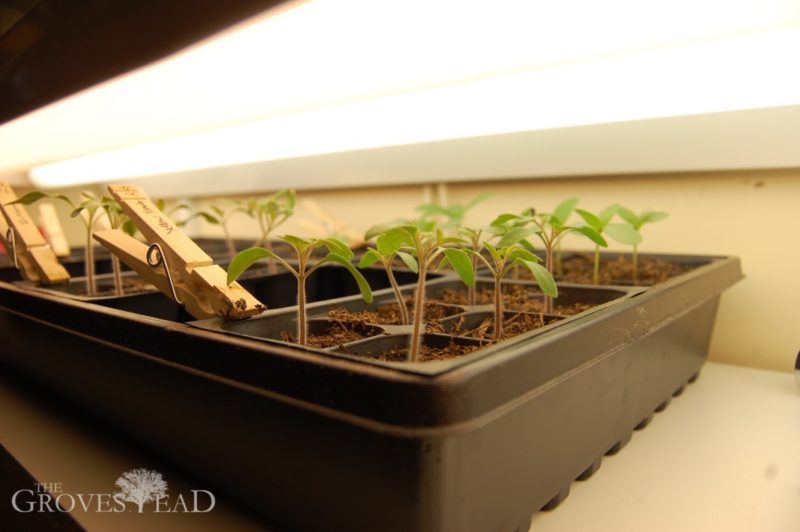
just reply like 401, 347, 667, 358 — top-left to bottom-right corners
575, 204, 642, 284
469, 233, 556, 342
616, 207, 668, 284
226, 236, 371, 347
365, 222, 474, 362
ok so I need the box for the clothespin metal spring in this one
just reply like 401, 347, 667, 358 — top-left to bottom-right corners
146, 242, 183, 306
6, 228, 17, 269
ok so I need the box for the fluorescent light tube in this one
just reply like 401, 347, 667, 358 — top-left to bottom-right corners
0, 0, 797, 186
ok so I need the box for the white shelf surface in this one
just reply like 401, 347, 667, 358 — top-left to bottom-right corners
532, 362, 800, 532
1, 361, 797, 531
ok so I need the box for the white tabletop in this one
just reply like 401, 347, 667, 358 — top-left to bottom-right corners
1, 361, 797, 531
531, 362, 800, 532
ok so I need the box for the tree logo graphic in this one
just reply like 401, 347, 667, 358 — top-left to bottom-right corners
114, 468, 168, 513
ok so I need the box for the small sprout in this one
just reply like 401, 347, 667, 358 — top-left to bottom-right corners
469, 236, 556, 342
189, 200, 249, 258
575, 204, 642, 284
491, 199, 607, 312
227, 235, 371, 347
365, 222, 474, 362
154, 198, 192, 222
359, 230, 419, 325
242, 190, 296, 272
458, 227, 484, 306
9, 190, 108, 295
615, 207, 668, 284
416, 192, 491, 234
98, 195, 133, 296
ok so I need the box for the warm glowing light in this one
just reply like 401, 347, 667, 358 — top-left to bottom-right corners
0, 0, 798, 187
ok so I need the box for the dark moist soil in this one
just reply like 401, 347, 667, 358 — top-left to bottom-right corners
514, 254, 688, 285
437, 286, 592, 316
323, 305, 553, 361
281, 318, 379, 349
444, 312, 550, 342
354, 341, 480, 363
324, 300, 461, 326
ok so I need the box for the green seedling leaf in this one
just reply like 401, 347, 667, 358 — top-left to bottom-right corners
280, 189, 296, 210
521, 260, 558, 298
575, 208, 602, 232
489, 213, 523, 227
415, 219, 437, 233
598, 204, 620, 226
616, 206, 640, 228
604, 223, 642, 245
100, 196, 117, 208
186, 211, 220, 225
377, 227, 414, 255
552, 198, 578, 226
484, 223, 507, 237
53, 194, 73, 206
7, 191, 48, 206
574, 226, 608, 247
507, 247, 539, 264
465, 248, 493, 273
640, 211, 669, 224
281, 234, 311, 251
70, 207, 85, 218
496, 226, 538, 248
483, 241, 502, 264
227, 247, 282, 284
358, 249, 381, 268
443, 248, 475, 287
325, 253, 373, 303
319, 237, 353, 259
364, 223, 392, 240
122, 220, 137, 237
199, 211, 220, 224
396, 251, 418, 273
364, 222, 415, 241
256, 197, 273, 210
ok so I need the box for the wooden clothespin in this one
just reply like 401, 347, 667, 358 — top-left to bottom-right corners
37, 203, 72, 257
0, 182, 70, 284
94, 185, 265, 320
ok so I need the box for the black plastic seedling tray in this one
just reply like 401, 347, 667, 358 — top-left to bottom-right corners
0, 251, 742, 531
192, 278, 635, 375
